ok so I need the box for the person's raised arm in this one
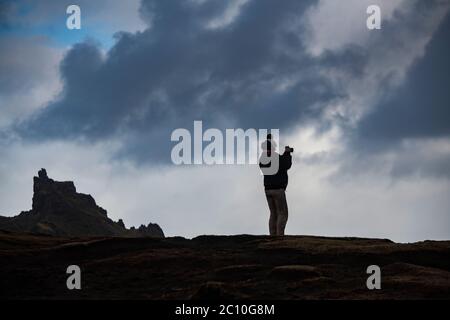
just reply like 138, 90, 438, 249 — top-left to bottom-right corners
281, 151, 292, 170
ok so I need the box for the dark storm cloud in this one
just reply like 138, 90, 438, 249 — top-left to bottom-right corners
335, 5, 450, 179
0, 0, 18, 29
0, 35, 62, 129
355, 12, 450, 148
17, 0, 348, 162
13, 0, 450, 168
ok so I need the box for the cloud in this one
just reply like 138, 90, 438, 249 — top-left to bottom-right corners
0, 0, 147, 130
0, 36, 63, 129
2, 0, 146, 37
17, 0, 344, 163
10, 0, 447, 166
356, 12, 450, 144
0, 1, 146, 51
344, 8, 450, 178
315, 0, 449, 124
303, 0, 406, 56
299, 0, 450, 178
206, 0, 250, 30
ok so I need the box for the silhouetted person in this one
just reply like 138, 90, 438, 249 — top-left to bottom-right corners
259, 134, 292, 236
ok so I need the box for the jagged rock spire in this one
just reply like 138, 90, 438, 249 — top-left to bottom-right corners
38, 168, 48, 179
0, 169, 164, 238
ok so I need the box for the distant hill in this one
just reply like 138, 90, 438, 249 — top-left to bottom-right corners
0, 169, 164, 238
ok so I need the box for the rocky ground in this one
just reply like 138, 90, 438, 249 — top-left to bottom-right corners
0, 230, 449, 299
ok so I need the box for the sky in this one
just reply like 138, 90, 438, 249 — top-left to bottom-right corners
0, 0, 449, 243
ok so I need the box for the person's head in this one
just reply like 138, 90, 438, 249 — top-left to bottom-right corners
261, 134, 277, 155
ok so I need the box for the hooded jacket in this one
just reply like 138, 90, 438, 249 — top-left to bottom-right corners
259, 151, 292, 190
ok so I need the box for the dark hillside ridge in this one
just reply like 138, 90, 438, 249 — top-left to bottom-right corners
0, 232, 448, 299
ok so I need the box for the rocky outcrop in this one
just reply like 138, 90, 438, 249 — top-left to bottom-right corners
0, 169, 164, 238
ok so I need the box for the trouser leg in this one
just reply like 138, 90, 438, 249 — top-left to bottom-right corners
265, 191, 277, 236
275, 190, 288, 236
